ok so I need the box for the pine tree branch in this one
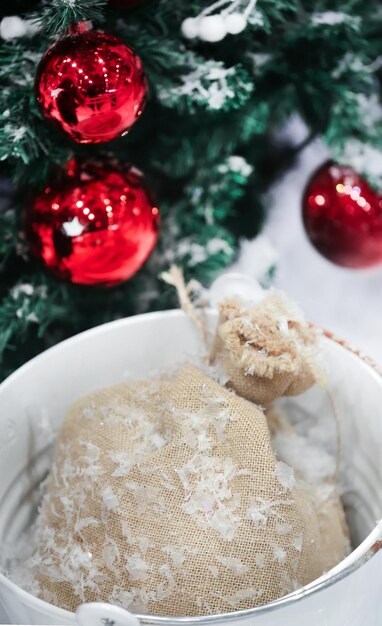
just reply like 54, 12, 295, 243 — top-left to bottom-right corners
1, 0, 382, 378
0, 276, 67, 368
0, 210, 18, 269
31, 0, 107, 36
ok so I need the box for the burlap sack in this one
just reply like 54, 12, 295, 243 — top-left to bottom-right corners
31, 365, 337, 616
211, 292, 322, 405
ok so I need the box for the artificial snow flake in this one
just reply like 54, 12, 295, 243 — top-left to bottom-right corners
340, 140, 382, 186
4, 124, 27, 143
275, 461, 296, 491
208, 238, 234, 256
26, 312, 39, 323
354, 94, 382, 128
249, 52, 272, 73
109, 587, 136, 609
276, 522, 292, 536
311, 12, 361, 28
102, 539, 120, 569
82, 441, 101, 463
255, 553, 265, 568
125, 481, 166, 516
247, 8, 265, 27
216, 556, 248, 575
178, 454, 242, 541
162, 546, 187, 569
273, 429, 336, 485
332, 53, 370, 80
125, 555, 150, 582
75, 518, 99, 533
208, 565, 219, 577
11, 283, 34, 299
176, 238, 233, 267
225, 587, 261, 606
51, 88, 63, 99
248, 496, 295, 526
108, 451, 135, 477
101, 486, 119, 512
293, 536, 303, 552
158, 59, 253, 113
61, 217, 85, 237
272, 544, 287, 564
218, 156, 253, 177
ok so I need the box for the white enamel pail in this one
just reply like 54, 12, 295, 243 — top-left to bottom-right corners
0, 310, 381, 625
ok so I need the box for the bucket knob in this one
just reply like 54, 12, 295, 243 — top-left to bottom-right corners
76, 602, 140, 626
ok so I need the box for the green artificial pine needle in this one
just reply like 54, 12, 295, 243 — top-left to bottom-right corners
31, 0, 107, 36
0, 0, 382, 378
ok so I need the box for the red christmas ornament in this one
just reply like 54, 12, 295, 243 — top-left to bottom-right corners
303, 161, 382, 268
26, 159, 159, 286
35, 26, 147, 144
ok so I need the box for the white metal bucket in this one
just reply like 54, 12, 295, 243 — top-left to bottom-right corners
0, 310, 381, 626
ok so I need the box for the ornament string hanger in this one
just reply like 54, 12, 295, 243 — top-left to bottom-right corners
67, 20, 93, 36
181, 0, 258, 43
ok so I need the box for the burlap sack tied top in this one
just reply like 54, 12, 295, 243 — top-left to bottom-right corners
28, 291, 349, 617
211, 291, 323, 405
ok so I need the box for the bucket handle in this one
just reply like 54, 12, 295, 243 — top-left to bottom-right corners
76, 602, 140, 626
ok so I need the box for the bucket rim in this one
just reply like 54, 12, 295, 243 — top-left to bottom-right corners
0, 309, 381, 623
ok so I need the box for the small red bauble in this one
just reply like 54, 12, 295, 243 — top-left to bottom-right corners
303, 161, 382, 268
35, 27, 147, 144
26, 159, 159, 286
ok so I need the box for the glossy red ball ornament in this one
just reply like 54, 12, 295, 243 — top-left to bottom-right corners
35, 26, 147, 144
26, 159, 159, 286
303, 162, 382, 268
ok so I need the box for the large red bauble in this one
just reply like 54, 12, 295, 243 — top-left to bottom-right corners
303, 162, 382, 268
25, 159, 159, 286
35, 28, 147, 144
